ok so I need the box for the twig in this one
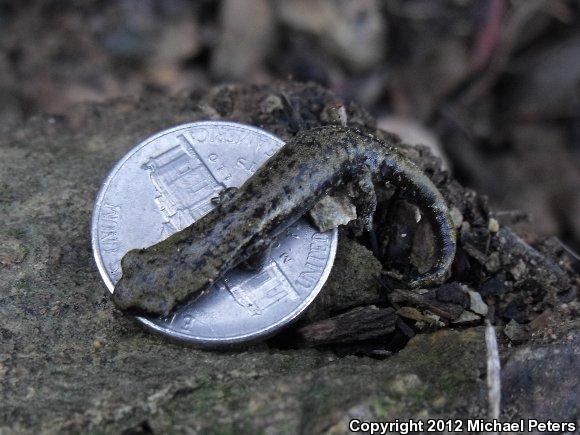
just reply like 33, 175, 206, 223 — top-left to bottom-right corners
459, 0, 550, 106
485, 319, 501, 425
471, 0, 506, 72
554, 238, 580, 263
429, 0, 550, 124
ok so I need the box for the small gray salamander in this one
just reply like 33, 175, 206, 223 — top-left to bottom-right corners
113, 126, 457, 315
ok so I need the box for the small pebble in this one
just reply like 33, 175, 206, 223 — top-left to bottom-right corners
450, 207, 463, 229
452, 311, 480, 324
484, 252, 501, 272
488, 218, 500, 233
308, 195, 357, 232
260, 95, 284, 114
466, 289, 489, 316
92, 339, 105, 351
509, 259, 527, 281
504, 319, 530, 343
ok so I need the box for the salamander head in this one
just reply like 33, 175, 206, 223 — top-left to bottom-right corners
112, 244, 215, 316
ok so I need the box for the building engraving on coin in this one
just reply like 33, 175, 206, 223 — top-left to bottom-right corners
91, 121, 337, 346
224, 261, 299, 316
142, 135, 225, 232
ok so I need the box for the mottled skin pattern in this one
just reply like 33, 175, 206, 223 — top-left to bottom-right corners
113, 126, 457, 315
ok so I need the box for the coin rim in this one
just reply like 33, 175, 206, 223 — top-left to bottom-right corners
91, 121, 338, 346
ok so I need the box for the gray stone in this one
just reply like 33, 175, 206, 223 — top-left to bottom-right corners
503, 319, 530, 344
452, 311, 481, 324
302, 235, 383, 322
309, 195, 357, 232
501, 330, 580, 421
466, 289, 489, 316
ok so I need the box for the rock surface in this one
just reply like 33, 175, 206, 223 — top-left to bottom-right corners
1, 82, 578, 433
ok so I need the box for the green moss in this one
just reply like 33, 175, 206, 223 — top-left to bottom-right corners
3, 227, 27, 239
438, 373, 469, 394
203, 420, 259, 435
0, 182, 15, 204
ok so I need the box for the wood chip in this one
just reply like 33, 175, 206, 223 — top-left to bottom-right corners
389, 288, 464, 321
297, 306, 397, 346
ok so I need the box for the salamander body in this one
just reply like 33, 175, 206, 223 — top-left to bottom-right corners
113, 126, 456, 315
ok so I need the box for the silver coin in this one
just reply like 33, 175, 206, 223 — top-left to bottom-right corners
91, 121, 338, 346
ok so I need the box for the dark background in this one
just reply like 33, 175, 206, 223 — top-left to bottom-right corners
1, 0, 579, 249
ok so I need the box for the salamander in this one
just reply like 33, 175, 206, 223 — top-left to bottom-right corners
113, 126, 457, 315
